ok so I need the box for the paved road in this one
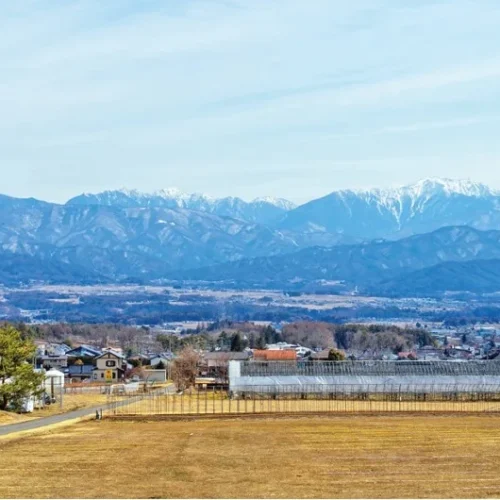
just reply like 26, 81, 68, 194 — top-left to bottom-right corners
0, 385, 175, 437
0, 397, 137, 437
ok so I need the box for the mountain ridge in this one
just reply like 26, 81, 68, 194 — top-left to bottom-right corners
67, 188, 296, 226
171, 225, 500, 295
278, 178, 500, 239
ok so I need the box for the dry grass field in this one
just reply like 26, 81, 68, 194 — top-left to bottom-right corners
1, 415, 500, 498
0, 394, 112, 426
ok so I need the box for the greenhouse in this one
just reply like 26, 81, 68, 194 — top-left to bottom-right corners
228, 360, 500, 395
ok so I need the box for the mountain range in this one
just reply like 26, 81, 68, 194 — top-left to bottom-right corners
278, 178, 500, 240
67, 189, 296, 225
174, 226, 500, 295
2, 178, 500, 295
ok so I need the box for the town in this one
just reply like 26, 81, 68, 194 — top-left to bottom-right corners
8, 317, 499, 412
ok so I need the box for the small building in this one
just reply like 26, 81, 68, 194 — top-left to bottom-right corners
44, 368, 65, 397
93, 352, 126, 382
142, 369, 167, 383
310, 349, 332, 361
37, 355, 68, 370
253, 350, 297, 361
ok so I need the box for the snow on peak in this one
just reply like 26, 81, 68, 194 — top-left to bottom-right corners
342, 178, 495, 201
403, 178, 495, 198
69, 188, 295, 214
254, 197, 297, 210
330, 178, 497, 229
155, 187, 186, 199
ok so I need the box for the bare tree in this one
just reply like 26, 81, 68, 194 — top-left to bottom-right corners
171, 347, 200, 392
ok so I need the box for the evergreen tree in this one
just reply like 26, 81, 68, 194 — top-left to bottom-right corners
327, 348, 346, 361
0, 326, 45, 411
230, 332, 243, 352
256, 334, 267, 350
264, 325, 279, 344
218, 331, 229, 350
249, 333, 256, 349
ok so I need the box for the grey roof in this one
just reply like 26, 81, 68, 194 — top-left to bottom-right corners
240, 360, 500, 377
95, 350, 126, 360
66, 345, 102, 357
67, 365, 94, 375
204, 352, 250, 361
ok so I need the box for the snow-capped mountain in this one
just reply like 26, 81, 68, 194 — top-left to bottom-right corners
3, 177, 500, 291
278, 178, 500, 239
67, 189, 296, 225
0, 194, 306, 283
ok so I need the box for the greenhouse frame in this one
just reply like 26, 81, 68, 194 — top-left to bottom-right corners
228, 360, 500, 396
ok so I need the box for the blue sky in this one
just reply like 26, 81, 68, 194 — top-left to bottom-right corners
2, 0, 500, 203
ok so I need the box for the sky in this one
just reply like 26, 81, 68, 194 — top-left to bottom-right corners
2, 0, 500, 204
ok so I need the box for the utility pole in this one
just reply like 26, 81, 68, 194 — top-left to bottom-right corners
60, 378, 63, 410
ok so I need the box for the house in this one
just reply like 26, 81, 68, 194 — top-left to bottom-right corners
253, 350, 297, 361
266, 342, 313, 358
416, 346, 445, 361
66, 364, 94, 382
104, 346, 124, 356
398, 351, 417, 360
296, 346, 313, 358
92, 352, 126, 382
266, 342, 298, 350
198, 352, 250, 382
37, 355, 68, 370
66, 345, 102, 359
127, 354, 150, 366
46, 343, 72, 356
203, 351, 250, 368
446, 346, 474, 360
34, 340, 48, 357
150, 355, 170, 368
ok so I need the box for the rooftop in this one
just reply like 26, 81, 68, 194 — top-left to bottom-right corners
253, 350, 297, 361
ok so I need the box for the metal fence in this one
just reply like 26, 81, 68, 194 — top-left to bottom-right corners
106, 384, 500, 417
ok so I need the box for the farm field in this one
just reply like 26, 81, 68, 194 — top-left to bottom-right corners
1, 415, 500, 498
0, 393, 112, 427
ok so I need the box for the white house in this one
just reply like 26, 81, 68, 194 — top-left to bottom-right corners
93, 352, 126, 382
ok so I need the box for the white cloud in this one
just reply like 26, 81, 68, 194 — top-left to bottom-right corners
1, 0, 500, 202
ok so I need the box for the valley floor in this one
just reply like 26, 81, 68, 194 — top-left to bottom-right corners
1, 415, 500, 498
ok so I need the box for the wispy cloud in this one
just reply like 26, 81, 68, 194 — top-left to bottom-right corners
1, 0, 500, 202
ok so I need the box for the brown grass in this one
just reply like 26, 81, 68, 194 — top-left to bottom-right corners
1, 415, 500, 498
0, 394, 112, 427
